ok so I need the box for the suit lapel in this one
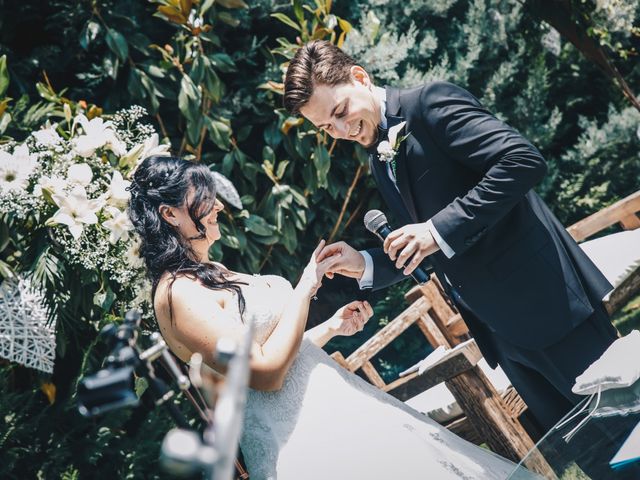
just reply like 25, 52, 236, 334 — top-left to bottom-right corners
385, 87, 418, 222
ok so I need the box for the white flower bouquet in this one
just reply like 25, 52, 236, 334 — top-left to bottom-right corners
0, 106, 170, 313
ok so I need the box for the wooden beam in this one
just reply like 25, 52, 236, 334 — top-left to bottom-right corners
344, 297, 430, 371
330, 351, 349, 369
386, 340, 482, 399
604, 267, 640, 315
416, 311, 452, 348
567, 190, 640, 242
361, 361, 386, 389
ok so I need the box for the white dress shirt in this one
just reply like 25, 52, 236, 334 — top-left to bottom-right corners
358, 86, 454, 289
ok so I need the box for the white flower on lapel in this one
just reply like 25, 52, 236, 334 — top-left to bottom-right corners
377, 121, 408, 163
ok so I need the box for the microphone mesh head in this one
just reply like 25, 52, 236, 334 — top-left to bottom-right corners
364, 210, 387, 233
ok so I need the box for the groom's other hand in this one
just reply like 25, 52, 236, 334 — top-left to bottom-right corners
316, 241, 365, 280
384, 223, 440, 275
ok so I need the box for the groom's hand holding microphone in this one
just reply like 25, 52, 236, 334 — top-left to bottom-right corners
317, 210, 439, 283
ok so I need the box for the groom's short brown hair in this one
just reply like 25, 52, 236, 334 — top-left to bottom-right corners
284, 40, 357, 115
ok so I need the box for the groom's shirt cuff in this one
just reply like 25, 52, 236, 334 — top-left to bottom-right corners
357, 250, 374, 289
427, 219, 455, 259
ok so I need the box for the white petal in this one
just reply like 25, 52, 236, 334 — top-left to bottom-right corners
388, 121, 406, 146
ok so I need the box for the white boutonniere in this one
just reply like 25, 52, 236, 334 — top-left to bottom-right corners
377, 121, 409, 163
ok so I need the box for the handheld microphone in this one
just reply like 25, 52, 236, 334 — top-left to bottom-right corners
364, 209, 432, 285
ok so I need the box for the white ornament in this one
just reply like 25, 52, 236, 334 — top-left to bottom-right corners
0, 276, 56, 373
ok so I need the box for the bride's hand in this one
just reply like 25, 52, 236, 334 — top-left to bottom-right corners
298, 239, 342, 298
327, 300, 373, 337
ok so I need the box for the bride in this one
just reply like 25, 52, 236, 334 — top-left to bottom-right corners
128, 155, 538, 480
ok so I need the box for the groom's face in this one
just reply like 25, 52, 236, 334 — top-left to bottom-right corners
300, 66, 381, 148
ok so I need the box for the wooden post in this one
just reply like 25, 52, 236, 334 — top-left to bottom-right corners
446, 367, 555, 478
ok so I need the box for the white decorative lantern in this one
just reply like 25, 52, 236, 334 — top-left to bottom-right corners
0, 276, 56, 373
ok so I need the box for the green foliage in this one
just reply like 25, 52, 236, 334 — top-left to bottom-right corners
0, 0, 638, 477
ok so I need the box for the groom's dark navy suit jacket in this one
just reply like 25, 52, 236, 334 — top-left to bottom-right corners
366, 82, 612, 366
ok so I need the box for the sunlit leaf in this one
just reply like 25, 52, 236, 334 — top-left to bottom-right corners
0, 55, 10, 98
210, 170, 242, 209
216, 0, 248, 8
271, 13, 302, 32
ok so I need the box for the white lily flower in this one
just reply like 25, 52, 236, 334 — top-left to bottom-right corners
67, 163, 93, 186
34, 175, 68, 198
102, 206, 134, 244
0, 144, 38, 192
123, 133, 171, 177
48, 185, 105, 240
32, 125, 62, 147
73, 114, 126, 158
106, 171, 131, 208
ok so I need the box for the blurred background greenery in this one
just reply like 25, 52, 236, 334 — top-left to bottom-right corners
0, 0, 638, 477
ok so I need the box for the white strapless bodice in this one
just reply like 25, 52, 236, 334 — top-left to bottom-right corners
226, 274, 293, 345
233, 275, 537, 480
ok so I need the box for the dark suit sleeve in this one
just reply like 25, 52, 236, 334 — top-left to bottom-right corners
422, 82, 548, 255
366, 247, 408, 291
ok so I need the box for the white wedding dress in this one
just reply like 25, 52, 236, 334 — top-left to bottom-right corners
234, 275, 536, 480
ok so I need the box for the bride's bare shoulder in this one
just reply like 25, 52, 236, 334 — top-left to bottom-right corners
154, 272, 226, 315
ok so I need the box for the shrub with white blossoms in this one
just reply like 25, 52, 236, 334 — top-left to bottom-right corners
0, 106, 170, 312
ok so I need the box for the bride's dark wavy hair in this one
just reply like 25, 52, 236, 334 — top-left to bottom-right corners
128, 155, 245, 321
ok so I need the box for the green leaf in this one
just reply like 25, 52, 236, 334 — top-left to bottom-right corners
244, 215, 276, 236
218, 12, 240, 27
216, 0, 248, 8
313, 144, 331, 188
186, 115, 203, 147
263, 122, 282, 149
135, 377, 149, 398
271, 13, 302, 32
178, 74, 201, 122
190, 55, 205, 85
0, 55, 9, 98
209, 53, 236, 73
0, 259, 14, 280
281, 219, 297, 253
105, 29, 129, 61
276, 160, 289, 179
293, 0, 305, 23
207, 117, 231, 150
200, 0, 216, 15
204, 69, 222, 102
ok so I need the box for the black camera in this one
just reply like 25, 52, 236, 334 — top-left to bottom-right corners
77, 309, 143, 417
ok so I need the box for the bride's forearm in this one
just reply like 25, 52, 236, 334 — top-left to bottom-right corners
304, 321, 337, 348
250, 282, 313, 390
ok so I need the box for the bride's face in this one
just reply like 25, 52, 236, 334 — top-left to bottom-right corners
164, 189, 225, 247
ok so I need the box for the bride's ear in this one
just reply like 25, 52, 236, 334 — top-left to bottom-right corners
159, 204, 180, 227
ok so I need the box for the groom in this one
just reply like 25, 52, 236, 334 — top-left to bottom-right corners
284, 40, 619, 435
